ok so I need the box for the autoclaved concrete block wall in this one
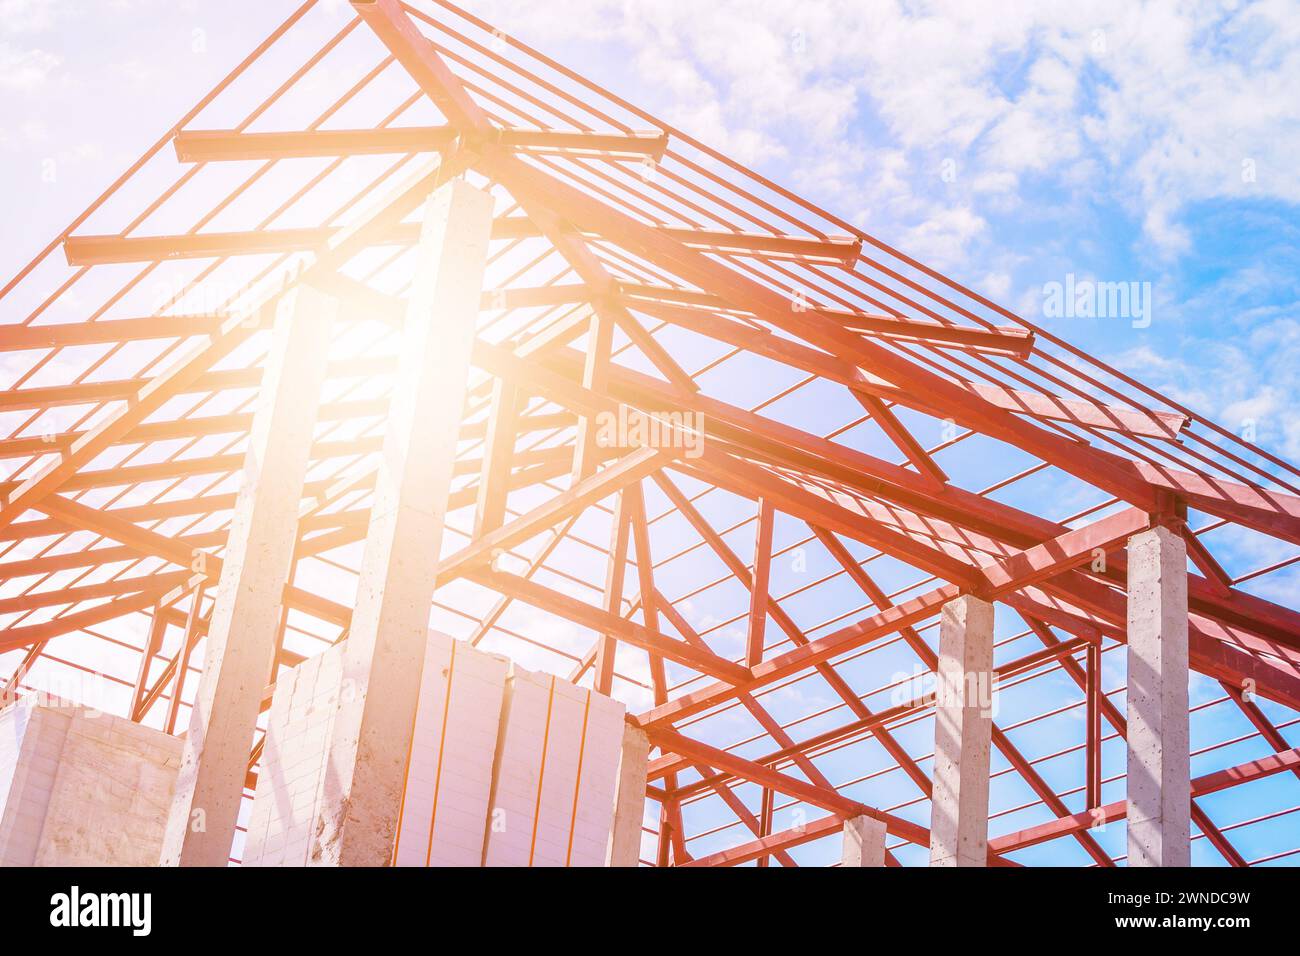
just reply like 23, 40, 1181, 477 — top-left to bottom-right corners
481, 666, 625, 867
244, 631, 629, 866
0, 698, 183, 866
390, 634, 508, 866
240, 639, 346, 866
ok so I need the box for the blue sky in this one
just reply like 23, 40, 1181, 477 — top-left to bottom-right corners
5, 1, 1297, 459
2, 0, 1297, 865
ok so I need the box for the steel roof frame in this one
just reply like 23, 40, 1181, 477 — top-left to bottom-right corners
1, 0, 1297, 867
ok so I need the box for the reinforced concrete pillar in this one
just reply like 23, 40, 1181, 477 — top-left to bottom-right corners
605, 724, 650, 867
311, 179, 494, 866
1126, 525, 1190, 867
929, 594, 994, 867
841, 814, 886, 867
160, 285, 337, 866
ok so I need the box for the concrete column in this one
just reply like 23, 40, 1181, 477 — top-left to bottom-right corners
1126, 525, 1190, 867
929, 594, 994, 867
311, 179, 494, 866
605, 724, 649, 867
160, 285, 337, 866
841, 814, 886, 867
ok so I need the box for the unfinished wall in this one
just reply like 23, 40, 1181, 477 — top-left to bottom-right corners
241, 641, 345, 866
0, 700, 63, 866
245, 630, 509, 866
0, 699, 182, 866
392, 636, 507, 866
246, 632, 631, 866
482, 666, 625, 867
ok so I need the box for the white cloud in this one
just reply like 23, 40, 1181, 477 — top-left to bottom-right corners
0, 0, 61, 35
980, 271, 1013, 299
0, 42, 59, 91
901, 204, 988, 267
1111, 309, 1300, 459
470, 0, 1300, 262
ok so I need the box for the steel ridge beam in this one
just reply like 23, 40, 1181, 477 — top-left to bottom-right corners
172, 125, 670, 163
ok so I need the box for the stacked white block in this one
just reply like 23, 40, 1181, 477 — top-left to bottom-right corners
482, 666, 626, 867
391, 636, 507, 866
241, 641, 345, 866
0, 698, 183, 866
245, 630, 509, 867
246, 631, 633, 867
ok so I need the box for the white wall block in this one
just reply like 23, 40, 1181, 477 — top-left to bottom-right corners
246, 631, 508, 867
392, 635, 507, 867
246, 636, 630, 867
842, 814, 887, 867
929, 594, 995, 868
483, 665, 626, 867
1126, 525, 1191, 867
0, 699, 182, 867
242, 644, 344, 867
605, 725, 650, 867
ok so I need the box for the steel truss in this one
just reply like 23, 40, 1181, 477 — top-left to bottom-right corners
1, 0, 1298, 866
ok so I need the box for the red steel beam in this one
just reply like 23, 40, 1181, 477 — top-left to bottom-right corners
173, 125, 669, 162
646, 724, 955, 859
463, 567, 752, 685
621, 283, 1033, 357
629, 297, 1182, 439
745, 498, 774, 667
594, 491, 631, 695
64, 222, 857, 268
993, 747, 1300, 854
